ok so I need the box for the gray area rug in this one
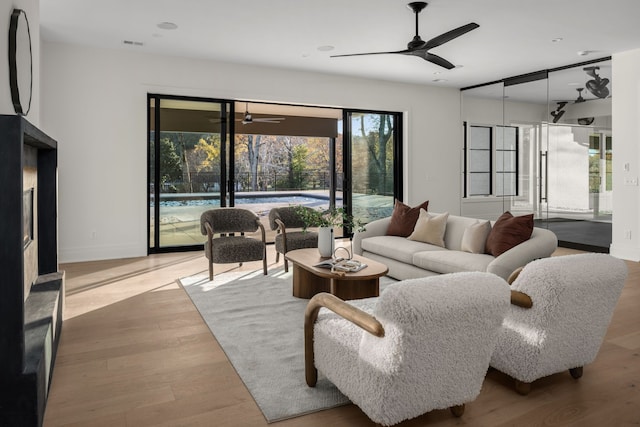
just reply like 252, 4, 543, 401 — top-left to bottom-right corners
179, 268, 396, 423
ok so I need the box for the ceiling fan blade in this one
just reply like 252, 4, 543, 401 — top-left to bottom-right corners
331, 49, 411, 58
423, 22, 479, 50
423, 52, 455, 69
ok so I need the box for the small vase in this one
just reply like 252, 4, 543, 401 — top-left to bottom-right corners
317, 226, 334, 258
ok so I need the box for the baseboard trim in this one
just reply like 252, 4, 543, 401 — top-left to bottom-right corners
609, 244, 640, 262
60, 243, 145, 263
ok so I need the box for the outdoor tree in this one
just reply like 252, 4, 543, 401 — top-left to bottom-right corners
359, 114, 393, 195
235, 134, 269, 191
304, 137, 332, 188
190, 135, 222, 192
155, 137, 182, 189
192, 135, 221, 172
291, 144, 308, 189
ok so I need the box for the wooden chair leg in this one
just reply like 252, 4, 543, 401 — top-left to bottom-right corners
262, 256, 267, 275
208, 259, 213, 281
515, 380, 531, 395
450, 404, 465, 417
284, 258, 289, 272
569, 366, 583, 379
276, 252, 280, 263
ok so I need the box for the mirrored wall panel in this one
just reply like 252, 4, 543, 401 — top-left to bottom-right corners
461, 58, 612, 251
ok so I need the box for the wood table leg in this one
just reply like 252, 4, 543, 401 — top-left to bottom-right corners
332, 278, 380, 300
292, 263, 330, 299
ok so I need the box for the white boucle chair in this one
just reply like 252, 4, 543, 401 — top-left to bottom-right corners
491, 253, 628, 395
304, 272, 510, 426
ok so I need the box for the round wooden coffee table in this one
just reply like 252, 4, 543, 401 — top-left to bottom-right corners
284, 248, 389, 300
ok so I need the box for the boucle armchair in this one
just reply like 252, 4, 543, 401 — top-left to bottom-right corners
200, 208, 267, 280
491, 253, 628, 395
305, 272, 510, 426
268, 206, 318, 272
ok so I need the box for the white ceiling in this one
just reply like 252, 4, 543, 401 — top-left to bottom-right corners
40, 0, 639, 91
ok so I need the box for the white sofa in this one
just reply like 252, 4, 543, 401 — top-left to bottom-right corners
352, 214, 558, 281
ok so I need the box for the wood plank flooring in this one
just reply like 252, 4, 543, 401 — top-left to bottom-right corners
43, 246, 640, 426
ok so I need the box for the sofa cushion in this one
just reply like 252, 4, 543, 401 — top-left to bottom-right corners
361, 235, 443, 264
485, 212, 534, 257
386, 199, 429, 237
461, 220, 492, 254
413, 250, 495, 275
408, 210, 449, 247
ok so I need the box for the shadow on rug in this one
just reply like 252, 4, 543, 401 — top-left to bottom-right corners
180, 268, 374, 423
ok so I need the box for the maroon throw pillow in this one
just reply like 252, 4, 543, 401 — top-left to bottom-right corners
386, 199, 429, 237
485, 211, 534, 257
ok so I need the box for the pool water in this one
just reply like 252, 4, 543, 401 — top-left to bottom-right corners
157, 195, 325, 207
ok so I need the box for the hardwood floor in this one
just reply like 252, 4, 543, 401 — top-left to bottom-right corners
44, 246, 640, 426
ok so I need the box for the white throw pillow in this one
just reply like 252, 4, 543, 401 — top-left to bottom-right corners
461, 220, 492, 254
408, 209, 449, 247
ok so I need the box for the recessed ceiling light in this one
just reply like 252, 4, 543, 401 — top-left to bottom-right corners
551, 37, 563, 43
577, 50, 590, 56
123, 40, 144, 46
157, 22, 178, 30
317, 45, 334, 52
432, 78, 448, 83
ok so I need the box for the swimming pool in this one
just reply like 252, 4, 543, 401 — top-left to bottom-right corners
156, 194, 328, 208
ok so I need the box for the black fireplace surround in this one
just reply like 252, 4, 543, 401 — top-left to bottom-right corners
0, 115, 63, 427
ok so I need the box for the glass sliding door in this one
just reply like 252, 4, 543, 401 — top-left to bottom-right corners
148, 95, 232, 252
229, 101, 342, 241
148, 99, 403, 252
343, 110, 402, 230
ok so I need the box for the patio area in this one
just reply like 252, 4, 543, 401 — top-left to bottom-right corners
152, 190, 394, 248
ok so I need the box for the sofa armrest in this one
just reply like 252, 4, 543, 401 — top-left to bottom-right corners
352, 217, 391, 255
486, 227, 558, 280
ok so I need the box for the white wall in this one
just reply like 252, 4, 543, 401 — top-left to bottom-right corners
41, 42, 462, 262
611, 49, 640, 261
1, 0, 40, 124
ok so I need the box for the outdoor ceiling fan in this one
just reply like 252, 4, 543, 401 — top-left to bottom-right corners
331, 2, 479, 70
239, 103, 285, 125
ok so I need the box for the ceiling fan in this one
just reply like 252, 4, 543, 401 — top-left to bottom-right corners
239, 103, 285, 125
551, 102, 567, 123
550, 88, 587, 122
331, 2, 479, 70
584, 66, 610, 99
